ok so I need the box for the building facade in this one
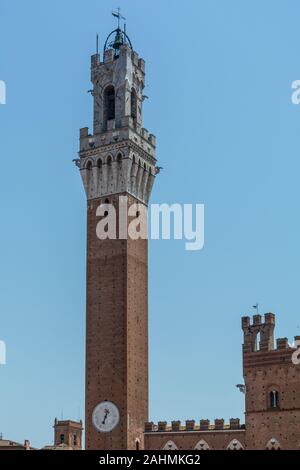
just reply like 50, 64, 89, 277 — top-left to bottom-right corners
145, 314, 300, 450
76, 22, 300, 451
1, 19, 299, 452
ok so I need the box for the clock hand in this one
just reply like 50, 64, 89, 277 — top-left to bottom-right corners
102, 408, 110, 425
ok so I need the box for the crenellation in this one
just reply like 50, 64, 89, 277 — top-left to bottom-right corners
171, 421, 181, 432
229, 418, 240, 430
214, 419, 224, 430
200, 419, 210, 431
131, 51, 139, 66
91, 53, 100, 68
104, 49, 114, 63
185, 420, 195, 431
157, 422, 167, 432
138, 58, 145, 73
276, 338, 289, 350
144, 419, 244, 433
144, 422, 155, 433
141, 128, 149, 140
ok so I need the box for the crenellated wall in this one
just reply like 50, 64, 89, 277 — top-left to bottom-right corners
144, 419, 245, 450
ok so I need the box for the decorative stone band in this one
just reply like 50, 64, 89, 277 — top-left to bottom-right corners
79, 152, 156, 205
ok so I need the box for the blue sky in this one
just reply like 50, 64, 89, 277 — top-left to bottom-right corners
1, 0, 300, 448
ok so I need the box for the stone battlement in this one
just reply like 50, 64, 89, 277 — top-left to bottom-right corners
242, 313, 296, 353
145, 418, 244, 433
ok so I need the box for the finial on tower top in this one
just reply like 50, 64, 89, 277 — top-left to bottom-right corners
103, 9, 133, 59
112, 7, 126, 29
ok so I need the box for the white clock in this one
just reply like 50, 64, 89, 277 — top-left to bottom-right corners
92, 401, 120, 432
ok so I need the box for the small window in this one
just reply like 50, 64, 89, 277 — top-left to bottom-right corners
86, 161, 92, 170
131, 88, 137, 125
270, 390, 279, 408
97, 159, 102, 168
104, 86, 115, 121
135, 440, 140, 451
60, 434, 65, 444
73, 434, 77, 446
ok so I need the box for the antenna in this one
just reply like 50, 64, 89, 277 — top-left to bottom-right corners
96, 34, 99, 54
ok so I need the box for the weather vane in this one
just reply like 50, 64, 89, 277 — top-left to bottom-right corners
252, 303, 259, 314
112, 7, 126, 29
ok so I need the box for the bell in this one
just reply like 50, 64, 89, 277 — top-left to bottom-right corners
113, 29, 123, 51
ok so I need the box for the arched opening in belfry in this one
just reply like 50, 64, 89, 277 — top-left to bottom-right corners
131, 88, 137, 127
104, 85, 115, 124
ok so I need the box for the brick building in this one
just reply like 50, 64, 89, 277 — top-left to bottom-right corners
1, 16, 299, 451
145, 314, 300, 450
76, 17, 300, 451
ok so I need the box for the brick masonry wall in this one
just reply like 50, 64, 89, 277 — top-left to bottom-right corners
244, 351, 300, 449
145, 430, 245, 450
85, 194, 148, 450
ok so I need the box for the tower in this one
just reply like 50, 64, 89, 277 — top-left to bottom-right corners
77, 21, 157, 450
53, 419, 83, 450
242, 313, 300, 449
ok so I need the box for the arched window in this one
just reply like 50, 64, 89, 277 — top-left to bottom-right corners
269, 390, 279, 409
104, 85, 115, 122
73, 434, 77, 446
117, 153, 122, 163
266, 438, 281, 450
60, 434, 65, 444
97, 158, 102, 168
131, 88, 137, 126
194, 439, 210, 450
86, 160, 92, 170
107, 156, 112, 166
227, 439, 243, 450
163, 440, 178, 450
135, 439, 140, 451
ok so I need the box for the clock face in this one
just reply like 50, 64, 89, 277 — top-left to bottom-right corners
92, 401, 120, 433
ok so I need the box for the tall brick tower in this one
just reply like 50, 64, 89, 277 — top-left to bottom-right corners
76, 20, 157, 450
242, 313, 300, 449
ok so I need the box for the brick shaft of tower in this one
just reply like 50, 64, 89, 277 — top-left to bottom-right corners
77, 37, 157, 450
